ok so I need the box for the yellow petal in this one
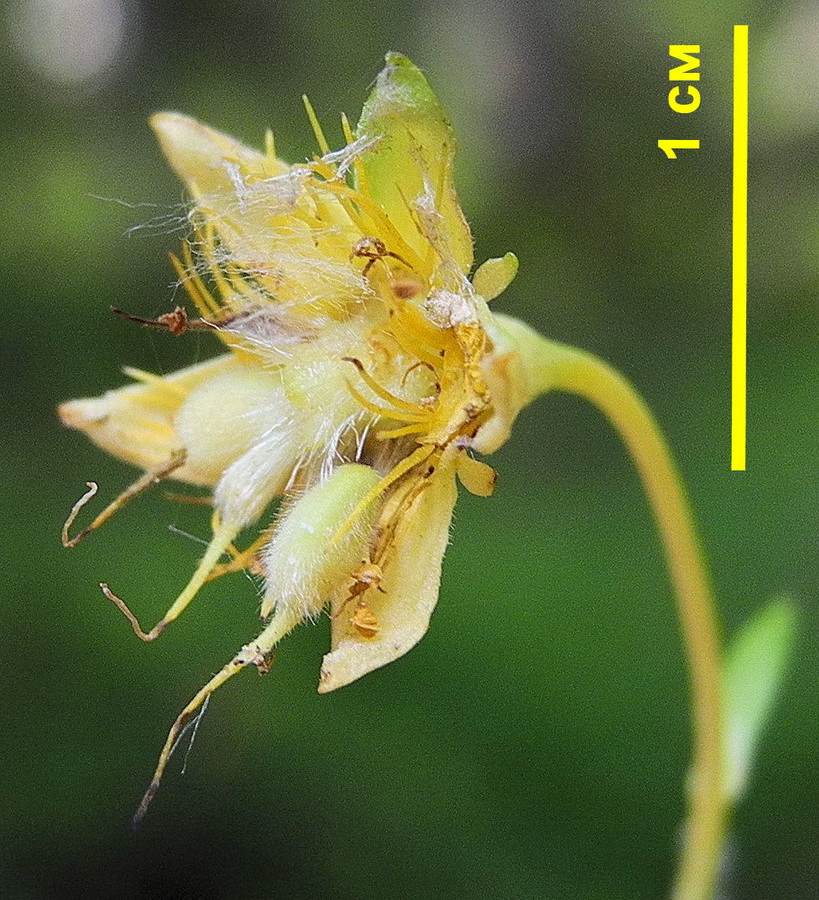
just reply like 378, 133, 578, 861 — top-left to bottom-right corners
151, 113, 363, 320
150, 111, 288, 205
150, 112, 302, 262
456, 454, 497, 497
472, 252, 519, 302
318, 459, 458, 693
58, 354, 241, 484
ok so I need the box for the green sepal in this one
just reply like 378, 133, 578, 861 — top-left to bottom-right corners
356, 53, 473, 273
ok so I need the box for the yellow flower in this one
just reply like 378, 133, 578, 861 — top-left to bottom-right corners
59, 53, 543, 818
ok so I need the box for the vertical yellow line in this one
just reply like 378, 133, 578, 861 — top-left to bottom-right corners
732, 25, 749, 471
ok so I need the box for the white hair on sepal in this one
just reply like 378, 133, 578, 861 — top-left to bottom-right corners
84, 194, 192, 244
354, 417, 374, 463
289, 419, 350, 491
123, 201, 193, 240
320, 134, 380, 179
222, 162, 308, 216
218, 307, 315, 362
213, 420, 300, 527
273, 248, 365, 298
302, 373, 371, 472
319, 411, 372, 484
259, 462, 383, 622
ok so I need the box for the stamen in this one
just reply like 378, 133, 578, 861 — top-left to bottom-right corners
385, 316, 444, 368
61, 450, 187, 548
206, 530, 270, 581
223, 263, 260, 304
132, 607, 302, 826
375, 423, 429, 440
170, 245, 218, 318
402, 360, 440, 391
341, 111, 369, 196
101, 513, 244, 642
310, 156, 338, 183
183, 239, 223, 316
264, 128, 276, 162
111, 306, 213, 336
307, 179, 371, 242
329, 444, 436, 548
349, 599, 379, 639
201, 223, 238, 305
456, 454, 497, 497
345, 380, 427, 424
369, 460, 439, 564
302, 95, 331, 156
163, 492, 213, 506
331, 561, 384, 620
343, 357, 428, 416
340, 111, 355, 147
317, 179, 424, 272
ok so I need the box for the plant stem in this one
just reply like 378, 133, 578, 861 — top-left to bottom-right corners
507, 324, 725, 899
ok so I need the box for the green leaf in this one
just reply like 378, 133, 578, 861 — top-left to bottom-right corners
722, 596, 797, 801
356, 53, 472, 274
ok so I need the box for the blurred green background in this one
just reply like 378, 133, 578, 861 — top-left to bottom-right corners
2, 1, 817, 897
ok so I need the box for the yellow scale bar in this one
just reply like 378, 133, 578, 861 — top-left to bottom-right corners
732, 25, 749, 471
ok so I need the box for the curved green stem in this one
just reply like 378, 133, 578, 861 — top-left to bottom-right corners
499, 317, 725, 900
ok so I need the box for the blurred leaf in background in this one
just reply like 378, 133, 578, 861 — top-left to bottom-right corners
2, 1, 818, 898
